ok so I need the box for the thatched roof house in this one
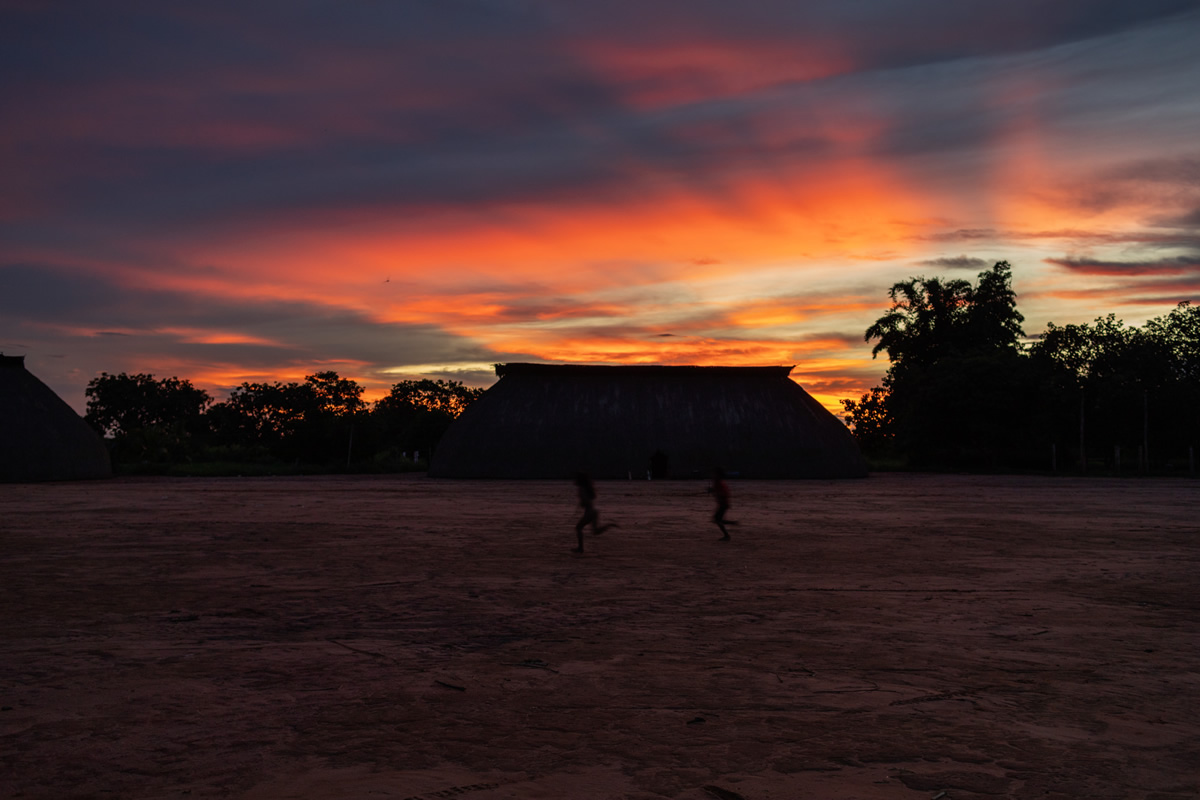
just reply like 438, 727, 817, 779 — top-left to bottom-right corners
1, 355, 112, 482
429, 363, 866, 479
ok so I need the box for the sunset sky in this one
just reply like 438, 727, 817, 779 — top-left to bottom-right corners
4, 1, 1199, 415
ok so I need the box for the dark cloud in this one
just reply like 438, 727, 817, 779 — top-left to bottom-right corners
926, 229, 1000, 242
538, 1, 1199, 69
1130, 285, 1200, 303
1022, 229, 1200, 249
1053, 155, 1200, 219
13, 1, 1186, 80
5, 3, 1197, 234
918, 255, 992, 270
1036, 256, 1200, 309
1036, 279, 1200, 309
1106, 156, 1200, 186
1170, 207, 1200, 227
0, 263, 132, 318
800, 331, 868, 348
1044, 254, 1200, 275
924, 225, 1200, 251
0, 4, 634, 228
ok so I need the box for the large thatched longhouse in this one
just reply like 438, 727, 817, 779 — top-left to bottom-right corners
1, 355, 112, 482
430, 363, 866, 479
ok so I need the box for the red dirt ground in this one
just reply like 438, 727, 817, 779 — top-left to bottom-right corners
1, 474, 1197, 800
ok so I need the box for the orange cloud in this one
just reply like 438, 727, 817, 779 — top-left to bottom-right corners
384, 295, 635, 326
158, 329, 283, 347
721, 297, 878, 330
163, 149, 938, 314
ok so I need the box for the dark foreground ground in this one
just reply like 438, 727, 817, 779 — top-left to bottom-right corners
1, 474, 1197, 800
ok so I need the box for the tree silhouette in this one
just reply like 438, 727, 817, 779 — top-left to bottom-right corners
1030, 303, 1199, 470
865, 261, 1023, 371
368, 379, 483, 462
848, 261, 1197, 472
85, 372, 212, 463
849, 261, 1026, 467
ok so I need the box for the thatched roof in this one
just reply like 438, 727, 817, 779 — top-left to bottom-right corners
1, 355, 112, 482
429, 363, 866, 479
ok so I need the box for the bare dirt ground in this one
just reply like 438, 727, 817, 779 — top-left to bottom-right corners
1, 474, 1197, 800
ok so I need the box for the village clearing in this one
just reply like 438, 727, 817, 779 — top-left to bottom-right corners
1, 474, 1197, 799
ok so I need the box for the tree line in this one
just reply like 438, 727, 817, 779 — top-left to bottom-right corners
843, 261, 1199, 473
84, 371, 483, 474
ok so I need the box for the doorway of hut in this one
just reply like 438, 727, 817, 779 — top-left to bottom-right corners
649, 449, 669, 479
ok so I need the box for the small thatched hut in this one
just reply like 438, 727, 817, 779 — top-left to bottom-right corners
1, 355, 112, 482
429, 363, 866, 479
